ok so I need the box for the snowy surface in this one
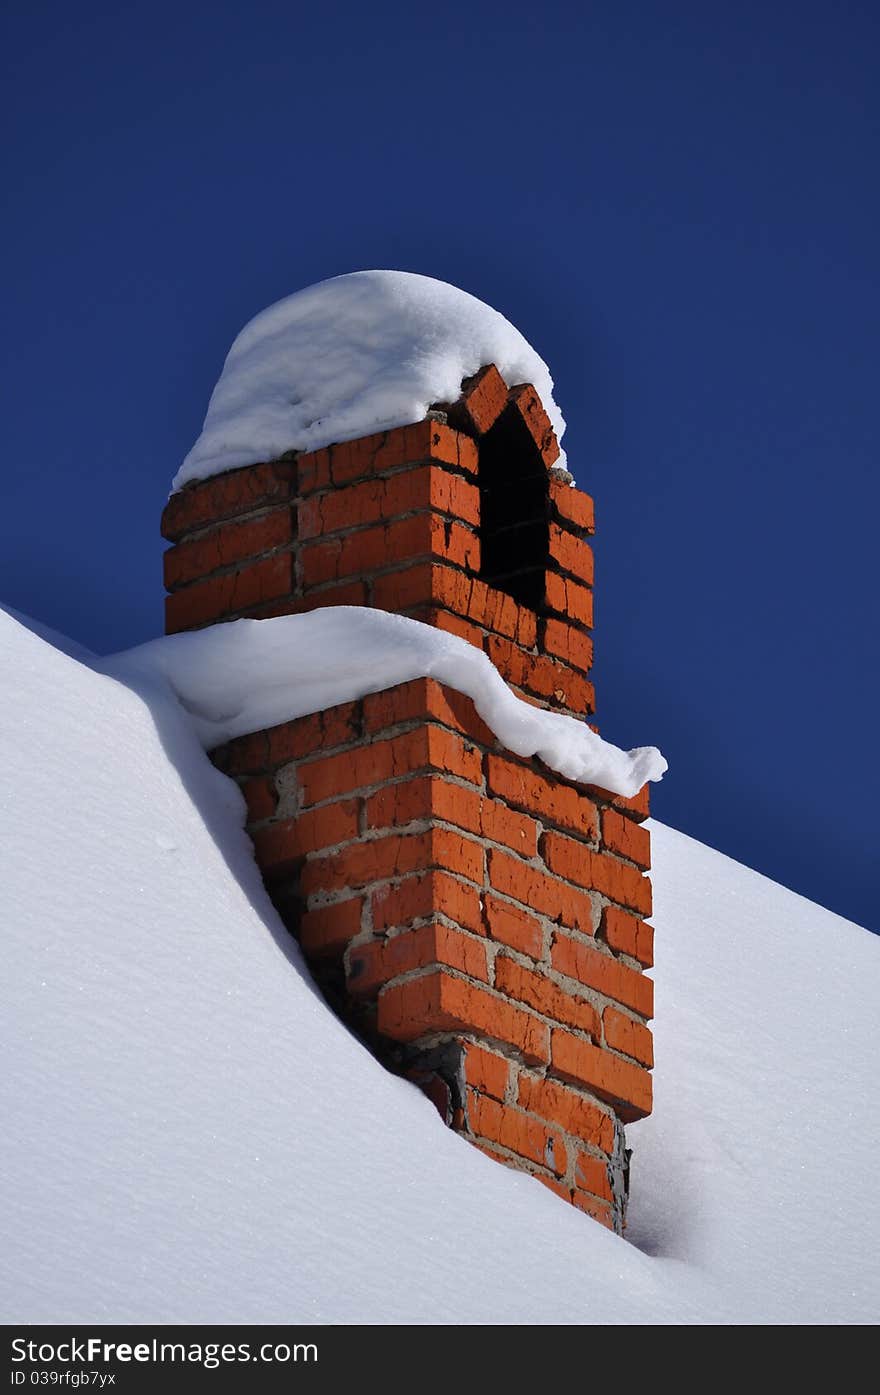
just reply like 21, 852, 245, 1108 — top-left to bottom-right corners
626, 822, 880, 1318
2, 607, 878, 1324
175, 271, 566, 490
114, 608, 666, 797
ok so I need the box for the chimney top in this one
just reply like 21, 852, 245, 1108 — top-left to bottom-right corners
174, 271, 566, 493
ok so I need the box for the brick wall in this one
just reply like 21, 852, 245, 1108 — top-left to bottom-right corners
163, 364, 654, 1232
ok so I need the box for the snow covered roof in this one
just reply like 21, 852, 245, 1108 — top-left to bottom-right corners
174, 271, 566, 491
3, 605, 879, 1323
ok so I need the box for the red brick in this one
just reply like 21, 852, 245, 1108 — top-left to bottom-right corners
495, 959, 600, 1038
486, 755, 598, 841
210, 730, 271, 777
161, 460, 297, 542
574, 1150, 614, 1203
542, 832, 652, 916
253, 800, 359, 877
371, 870, 484, 936
165, 553, 295, 632
362, 677, 493, 745
572, 1191, 614, 1228
465, 576, 536, 647
549, 479, 595, 534
548, 523, 594, 586
507, 383, 560, 467
484, 634, 596, 715
298, 465, 479, 539
301, 827, 486, 897
297, 420, 477, 493
590, 850, 653, 917
483, 895, 544, 959
293, 447, 330, 496
600, 906, 654, 968
298, 898, 363, 958
419, 607, 487, 653
545, 572, 594, 629
241, 775, 277, 823
450, 364, 511, 435
347, 923, 489, 998
372, 562, 451, 617
299, 725, 481, 806
364, 776, 446, 832
374, 564, 535, 647
542, 617, 594, 672
216, 697, 360, 773
467, 1091, 567, 1175
478, 798, 539, 856
362, 679, 438, 734
488, 847, 595, 933
540, 829, 592, 886
587, 782, 651, 822
300, 513, 479, 588
378, 970, 550, 1064
551, 933, 653, 1019
602, 808, 651, 869
459, 1040, 510, 1101
365, 777, 538, 857
265, 703, 361, 764
163, 509, 295, 590
551, 1029, 652, 1121
516, 1073, 615, 1153
604, 1006, 654, 1067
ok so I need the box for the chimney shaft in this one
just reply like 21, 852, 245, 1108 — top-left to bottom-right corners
162, 366, 654, 1232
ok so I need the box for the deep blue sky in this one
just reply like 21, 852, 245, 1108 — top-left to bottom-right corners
2, 2, 877, 931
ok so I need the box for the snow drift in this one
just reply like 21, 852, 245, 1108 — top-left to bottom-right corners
111, 607, 666, 798
2, 606, 878, 1323
174, 271, 566, 489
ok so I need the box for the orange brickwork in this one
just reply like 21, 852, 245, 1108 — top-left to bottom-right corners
163, 364, 654, 1232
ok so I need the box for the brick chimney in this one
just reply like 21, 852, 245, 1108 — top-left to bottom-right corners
161, 365, 654, 1233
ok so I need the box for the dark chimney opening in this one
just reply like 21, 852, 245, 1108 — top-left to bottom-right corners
478, 401, 549, 611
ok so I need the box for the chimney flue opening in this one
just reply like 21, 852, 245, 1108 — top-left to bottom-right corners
477, 401, 550, 611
